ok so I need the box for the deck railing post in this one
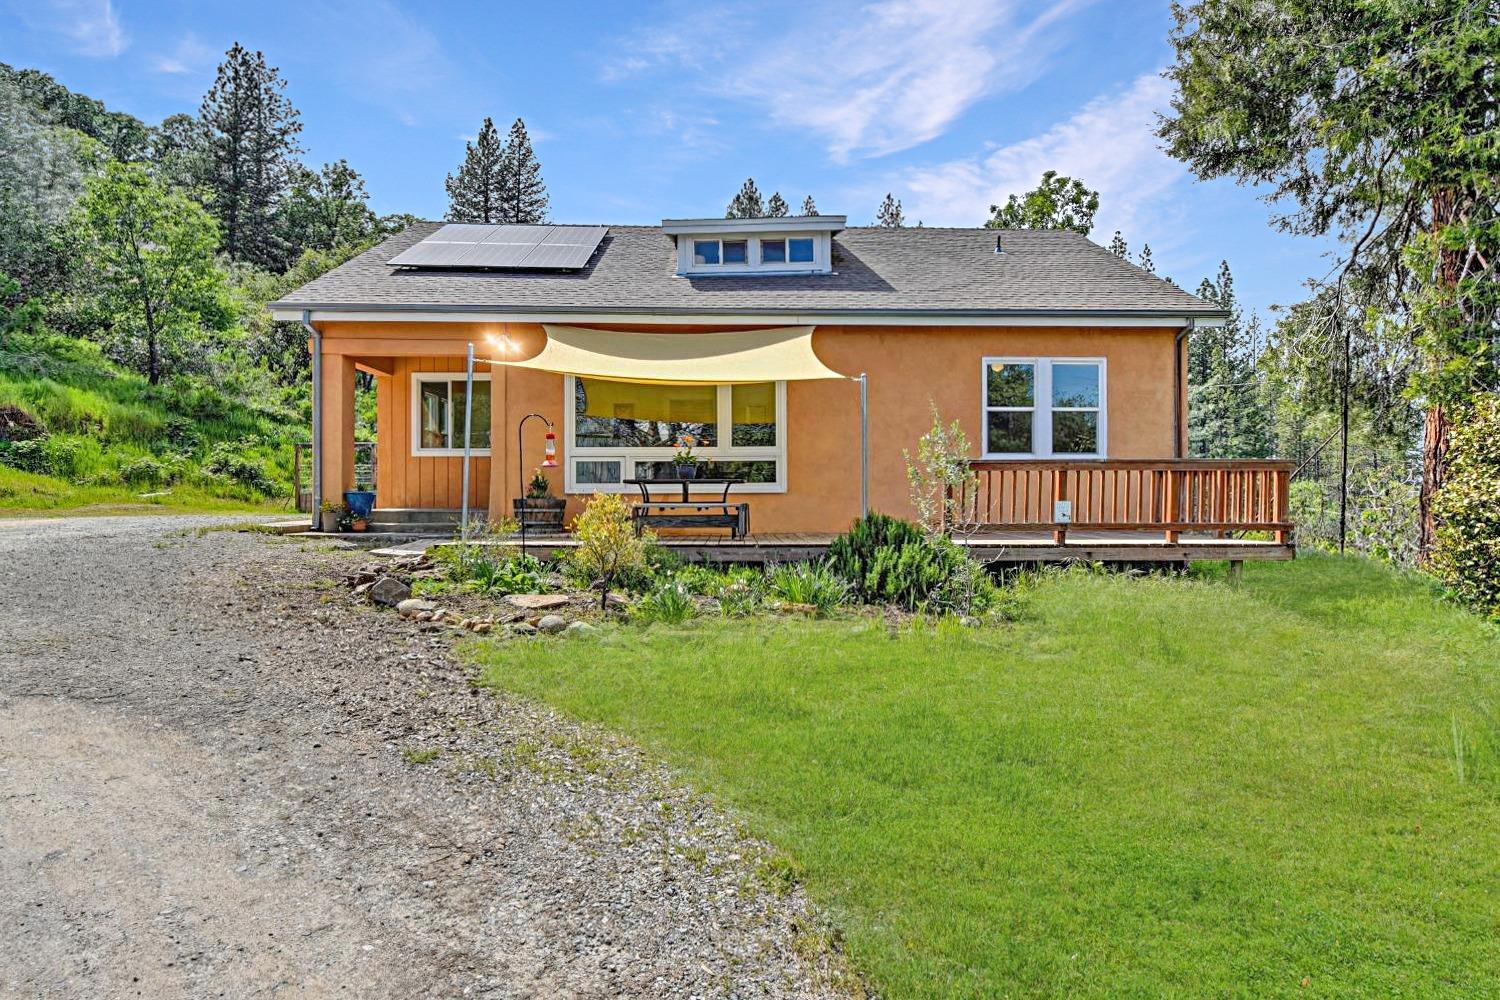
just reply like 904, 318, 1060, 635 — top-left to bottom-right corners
1163, 468, 1180, 543
1051, 468, 1067, 544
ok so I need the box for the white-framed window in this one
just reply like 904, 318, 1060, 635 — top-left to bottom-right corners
564, 376, 786, 493
981, 357, 1106, 458
411, 372, 491, 456
680, 233, 825, 275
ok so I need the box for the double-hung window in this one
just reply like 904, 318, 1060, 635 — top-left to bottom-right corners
565, 376, 785, 492
982, 358, 1105, 458
412, 373, 491, 454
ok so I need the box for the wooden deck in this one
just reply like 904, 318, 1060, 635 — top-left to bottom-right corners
470, 529, 1294, 565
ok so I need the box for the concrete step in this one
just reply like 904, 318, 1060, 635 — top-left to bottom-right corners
366, 521, 459, 535
369, 508, 463, 526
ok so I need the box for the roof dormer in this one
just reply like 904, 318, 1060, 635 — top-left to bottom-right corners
661, 215, 846, 277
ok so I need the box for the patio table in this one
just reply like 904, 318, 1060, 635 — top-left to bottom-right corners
623, 477, 748, 538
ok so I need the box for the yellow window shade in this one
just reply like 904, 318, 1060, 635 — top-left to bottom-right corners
576, 378, 717, 424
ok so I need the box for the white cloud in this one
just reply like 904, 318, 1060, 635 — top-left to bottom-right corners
13, 0, 128, 57
896, 72, 1185, 237
604, 0, 1091, 162
151, 33, 215, 75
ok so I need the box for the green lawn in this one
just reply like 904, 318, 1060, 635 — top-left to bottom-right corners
0, 465, 289, 515
473, 555, 1500, 998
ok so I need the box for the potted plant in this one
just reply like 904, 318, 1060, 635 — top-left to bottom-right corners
319, 499, 344, 533
343, 488, 376, 522
513, 468, 567, 534
672, 435, 700, 479
350, 514, 369, 532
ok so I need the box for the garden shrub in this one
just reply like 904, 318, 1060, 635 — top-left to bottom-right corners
571, 492, 650, 609
0, 437, 49, 474
768, 561, 849, 615
119, 455, 171, 487
632, 579, 698, 625
1432, 394, 1500, 617
826, 512, 992, 613
203, 441, 278, 495
714, 568, 765, 617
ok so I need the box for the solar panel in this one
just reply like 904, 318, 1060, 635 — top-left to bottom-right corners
388, 224, 606, 270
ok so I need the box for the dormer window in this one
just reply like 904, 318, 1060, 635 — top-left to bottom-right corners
664, 215, 846, 277
761, 238, 814, 264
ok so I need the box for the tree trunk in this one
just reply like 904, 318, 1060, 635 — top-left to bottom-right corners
1419, 403, 1449, 561
1419, 188, 1460, 563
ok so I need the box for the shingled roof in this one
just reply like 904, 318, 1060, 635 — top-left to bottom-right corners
271, 222, 1225, 319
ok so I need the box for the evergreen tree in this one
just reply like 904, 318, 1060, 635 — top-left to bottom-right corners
1108, 230, 1128, 257
767, 192, 789, 217
198, 43, 304, 268
1137, 244, 1155, 274
445, 117, 504, 223
801, 195, 817, 216
875, 193, 904, 227
497, 118, 548, 224
985, 170, 1098, 234
725, 178, 765, 218
1189, 261, 1271, 458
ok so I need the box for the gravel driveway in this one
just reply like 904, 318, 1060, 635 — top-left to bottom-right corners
0, 516, 851, 999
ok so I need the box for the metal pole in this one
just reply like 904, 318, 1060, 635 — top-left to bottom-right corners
859, 373, 869, 517
518, 414, 527, 559
1338, 316, 1350, 554
461, 342, 474, 548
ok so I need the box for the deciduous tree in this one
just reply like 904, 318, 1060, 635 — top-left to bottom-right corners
986, 170, 1098, 235
77, 162, 233, 384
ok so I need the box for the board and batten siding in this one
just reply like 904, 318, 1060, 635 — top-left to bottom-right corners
376, 356, 490, 510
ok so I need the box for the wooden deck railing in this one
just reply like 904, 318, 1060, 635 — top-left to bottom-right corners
963, 459, 1295, 544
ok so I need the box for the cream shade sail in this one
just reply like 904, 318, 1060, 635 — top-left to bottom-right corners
494, 324, 843, 384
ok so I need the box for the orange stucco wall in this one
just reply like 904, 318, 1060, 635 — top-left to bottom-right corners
318, 321, 1184, 532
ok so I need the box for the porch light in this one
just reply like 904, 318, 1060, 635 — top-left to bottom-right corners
543, 430, 558, 467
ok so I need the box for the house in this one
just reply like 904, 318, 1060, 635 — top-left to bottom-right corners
270, 215, 1292, 554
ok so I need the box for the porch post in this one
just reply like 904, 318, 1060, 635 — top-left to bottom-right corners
319, 351, 357, 511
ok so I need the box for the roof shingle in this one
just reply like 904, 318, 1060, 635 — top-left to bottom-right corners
271, 222, 1224, 318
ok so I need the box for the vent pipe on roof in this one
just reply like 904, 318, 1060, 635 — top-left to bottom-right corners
994, 234, 1004, 254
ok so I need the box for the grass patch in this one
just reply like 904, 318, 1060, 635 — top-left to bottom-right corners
401, 746, 442, 765
473, 554, 1500, 998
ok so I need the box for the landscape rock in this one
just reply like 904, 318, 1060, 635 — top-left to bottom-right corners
508, 622, 538, 636
396, 598, 439, 618
507, 593, 570, 611
536, 614, 568, 635
563, 621, 597, 637
368, 576, 412, 607
351, 581, 375, 598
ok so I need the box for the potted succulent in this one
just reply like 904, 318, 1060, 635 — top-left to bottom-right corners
318, 498, 344, 533
672, 435, 700, 479
349, 514, 369, 532
513, 468, 566, 534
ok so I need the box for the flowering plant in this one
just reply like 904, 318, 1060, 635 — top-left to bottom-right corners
673, 434, 699, 466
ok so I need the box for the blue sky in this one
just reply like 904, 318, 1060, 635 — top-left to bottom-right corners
2, 0, 1335, 317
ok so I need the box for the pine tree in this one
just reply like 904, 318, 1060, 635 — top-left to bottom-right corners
725, 178, 764, 218
1188, 261, 1272, 458
876, 193, 904, 227
801, 195, 817, 216
1108, 230, 1128, 257
198, 43, 304, 268
766, 192, 789, 217
1137, 244, 1155, 274
445, 117, 504, 223
497, 118, 548, 224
